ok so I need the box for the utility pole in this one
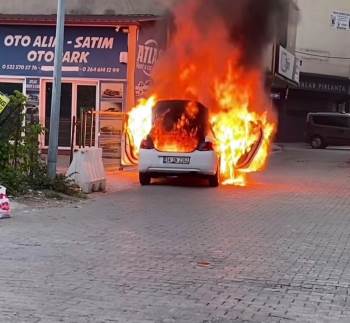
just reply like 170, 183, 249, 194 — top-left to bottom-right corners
47, 0, 66, 179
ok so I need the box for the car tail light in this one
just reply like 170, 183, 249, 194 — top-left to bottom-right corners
140, 136, 154, 149
198, 141, 214, 151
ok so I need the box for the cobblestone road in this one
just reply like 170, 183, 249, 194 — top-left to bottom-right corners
1, 145, 350, 322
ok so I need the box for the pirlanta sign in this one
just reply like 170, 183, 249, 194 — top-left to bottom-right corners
0, 26, 128, 79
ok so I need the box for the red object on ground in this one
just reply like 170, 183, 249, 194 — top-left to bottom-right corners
0, 186, 11, 219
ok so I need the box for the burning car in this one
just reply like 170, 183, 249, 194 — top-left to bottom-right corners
138, 99, 220, 186
125, 0, 281, 187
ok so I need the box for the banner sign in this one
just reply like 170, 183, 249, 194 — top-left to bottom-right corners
276, 46, 300, 85
0, 92, 10, 114
278, 46, 295, 81
26, 78, 40, 107
0, 26, 128, 79
135, 22, 167, 100
299, 73, 350, 95
26, 78, 40, 92
331, 11, 350, 31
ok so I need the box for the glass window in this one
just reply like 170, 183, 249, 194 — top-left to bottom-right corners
76, 85, 96, 147
151, 100, 209, 152
312, 116, 329, 126
0, 82, 23, 95
313, 115, 350, 128
335, 117, 350, 128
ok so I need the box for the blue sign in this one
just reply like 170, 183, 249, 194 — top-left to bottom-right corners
26, 77, 40, 106
0, 26, 128, 79
26, 78, 40, 91
135, 22, 167, 100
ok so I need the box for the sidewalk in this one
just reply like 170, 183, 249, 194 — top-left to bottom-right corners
47, 155, 126, 175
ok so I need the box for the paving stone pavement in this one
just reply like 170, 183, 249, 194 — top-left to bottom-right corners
1, 145, 350, 323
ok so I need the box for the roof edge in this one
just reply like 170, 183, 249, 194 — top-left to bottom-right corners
0, 14, 163, 26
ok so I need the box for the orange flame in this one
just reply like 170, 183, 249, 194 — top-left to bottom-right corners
126, 96, 156, 159
126, 71, 275, 186
151, 101, 202, 153
210, 65, 275, 186
125, 0, 277, 186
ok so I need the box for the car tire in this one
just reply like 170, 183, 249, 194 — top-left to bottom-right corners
311, 136, 326, 149
139, 173, 151, 186
208, 172, 219, 187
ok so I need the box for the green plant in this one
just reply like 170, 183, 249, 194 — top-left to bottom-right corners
0, 91, 82, 197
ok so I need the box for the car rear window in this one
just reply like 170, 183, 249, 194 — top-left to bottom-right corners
151, 100, 209, 152
312, 115, 350, 128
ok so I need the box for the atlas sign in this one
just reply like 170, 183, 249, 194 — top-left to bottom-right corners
136, 39, 162, 77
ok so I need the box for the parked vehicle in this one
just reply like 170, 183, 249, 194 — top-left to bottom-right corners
138, 100, 220, 187
305, 112, 350, 149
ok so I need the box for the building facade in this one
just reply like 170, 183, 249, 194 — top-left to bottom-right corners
0, 0, 167, 15
0, 0, 299, 158
278, 0, 350, 142
0, 1, 169, 162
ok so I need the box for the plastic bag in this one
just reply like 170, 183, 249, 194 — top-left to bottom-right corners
0, 185, 11, 219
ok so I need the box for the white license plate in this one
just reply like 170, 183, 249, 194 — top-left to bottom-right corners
162, 156, 191, 165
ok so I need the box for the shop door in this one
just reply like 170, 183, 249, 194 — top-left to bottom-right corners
76, 85, 97, 147
44, 82, 97, 149
45, 82, 73, 147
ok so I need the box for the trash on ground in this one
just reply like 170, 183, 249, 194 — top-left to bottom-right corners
0, 185, 11, 219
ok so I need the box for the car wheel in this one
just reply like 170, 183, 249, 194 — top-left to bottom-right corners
311, 136, 326, 149
208, 172, 219, 187
139, 173, 151, 186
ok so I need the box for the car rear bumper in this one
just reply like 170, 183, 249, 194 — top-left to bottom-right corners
139, 149, 219, 176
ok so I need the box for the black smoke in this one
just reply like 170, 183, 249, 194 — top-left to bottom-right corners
168, 0, 291, 67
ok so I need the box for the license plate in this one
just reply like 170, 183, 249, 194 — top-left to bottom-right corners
162, 156, 191, 165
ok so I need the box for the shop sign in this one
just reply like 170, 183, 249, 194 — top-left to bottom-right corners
331, 11, 350, 31
299, 74, 350, 95
278, 46, 295, 80
26, 78, 40, 107
0, 92, 10, 114
276, 46, 300, 85
26, 78, 40, 91
135, 22, 167, 100
0, 26, 128, 79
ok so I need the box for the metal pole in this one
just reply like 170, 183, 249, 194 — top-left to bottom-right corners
90, 110, 94, 147
47, 0, 66, 179
83, 110, 87, 148
79, 108, 83, 148
70, 116, 76, 164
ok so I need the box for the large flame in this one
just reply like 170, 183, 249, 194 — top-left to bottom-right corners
151, 100, 202, 153
126, 64, 275, 186
126, 96, 156, 159
210, 65, 275, 186
125, 0, 277, 186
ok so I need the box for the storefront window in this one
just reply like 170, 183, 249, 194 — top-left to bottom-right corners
0, 82, 23, 95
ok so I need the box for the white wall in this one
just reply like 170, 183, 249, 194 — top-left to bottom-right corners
0, 0, 167, 15
296, 0, 350, 77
